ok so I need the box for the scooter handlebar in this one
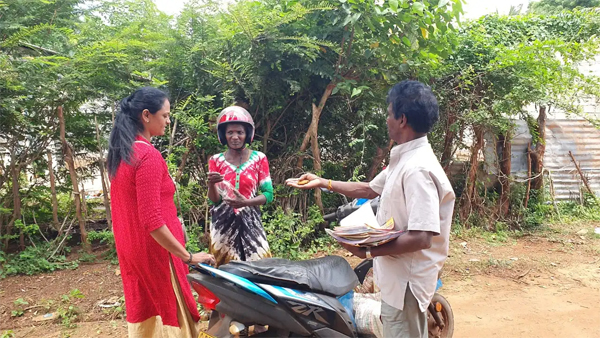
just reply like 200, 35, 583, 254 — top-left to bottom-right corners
323, 212, 337, 222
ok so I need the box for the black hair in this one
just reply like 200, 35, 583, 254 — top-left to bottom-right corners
386, 80, 439, 133
107, 87, 168, 178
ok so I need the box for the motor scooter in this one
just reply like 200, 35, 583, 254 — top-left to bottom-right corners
187, 197, 454, 338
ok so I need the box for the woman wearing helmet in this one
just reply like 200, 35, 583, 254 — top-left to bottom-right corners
207, 106, 274, 267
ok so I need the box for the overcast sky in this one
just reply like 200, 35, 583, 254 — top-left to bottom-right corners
153, 0, 533, 19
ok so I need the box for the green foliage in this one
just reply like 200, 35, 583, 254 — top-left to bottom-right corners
57, 289, 84, 329
101, 296, 126, 320
1, 331, 15, 338
0, 0, 463, 255
87, 230, 118, 264
524, 114, 542, 145
456, 176, 600, 232
483, 222, 512, 244
184, 222, 209, 254
429, 9, 600, 230
77, 251, 97, 263
529, 0, 600, 14
101, 299, 126, 320
0, 243, 78, 278
262, 205, 328, 260
554, 199, 600, 222
40, 298, 56, 312
2, 0, 600, 264
14, 219, 39, 239
11, 298, 29, 317
433, 10, 600, 126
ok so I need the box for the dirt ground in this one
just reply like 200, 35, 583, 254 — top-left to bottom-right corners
443, 223, 600, 338
2, 222, 599, 338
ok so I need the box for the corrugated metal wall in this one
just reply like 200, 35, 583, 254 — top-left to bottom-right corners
483, 120, 532, 176
544, 119, 600, 200
484, 118, 600, 201
482, 57, 600, 201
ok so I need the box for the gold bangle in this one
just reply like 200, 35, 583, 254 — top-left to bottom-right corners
328, 179, 333, 191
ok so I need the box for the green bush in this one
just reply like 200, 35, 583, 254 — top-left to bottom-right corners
184, 222, 209, 254
262, 205, 333, 260
87, 230, 118, 264
57, 289, 85, 329
11, 298, 28, 317
1, 330, 15, 338
0, 243, 78, 278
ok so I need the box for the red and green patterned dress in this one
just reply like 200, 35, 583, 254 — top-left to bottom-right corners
208, 150, 274, 267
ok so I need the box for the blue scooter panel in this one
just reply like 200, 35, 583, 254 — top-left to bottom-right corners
259, 284, 356, 337
196, 263, 277, 304
258, 284, 332, 309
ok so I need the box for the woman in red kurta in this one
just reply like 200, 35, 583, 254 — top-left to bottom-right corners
108, 87, 215, 338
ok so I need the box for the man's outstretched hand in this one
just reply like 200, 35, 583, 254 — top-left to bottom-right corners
286, 173, 325, 190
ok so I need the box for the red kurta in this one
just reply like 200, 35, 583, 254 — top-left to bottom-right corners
110, 136, 199, 326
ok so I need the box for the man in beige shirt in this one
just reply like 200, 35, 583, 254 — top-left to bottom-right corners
288, 80, 455, 337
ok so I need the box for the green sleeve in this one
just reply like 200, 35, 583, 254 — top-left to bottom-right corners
259, 180, 274, 204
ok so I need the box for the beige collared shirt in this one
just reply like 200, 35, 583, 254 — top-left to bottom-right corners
369, 136, 455, 312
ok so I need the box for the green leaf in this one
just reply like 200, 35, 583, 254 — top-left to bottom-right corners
412, 2, 425, 15
390, 0, 399, 12
402, 36, 411, 46
366, 17, 377, 31
332, 85, 340, 95
452, 1, 463, 17
351, 87, 362, 97
342, 15, 353, 26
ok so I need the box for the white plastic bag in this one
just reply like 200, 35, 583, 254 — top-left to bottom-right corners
214, 179, 245, 212
214, 179, 236, 199
353, 292, 383, 338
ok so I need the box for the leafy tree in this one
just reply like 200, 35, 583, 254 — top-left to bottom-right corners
3, 0, 600, 263
528, 0, 600, 14
0, 0, 86, 250
430, 10, 600, 224
164, 0, 464, 211
0, 0, 174, 252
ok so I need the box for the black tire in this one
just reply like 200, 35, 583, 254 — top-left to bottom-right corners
428, 293, 454, 338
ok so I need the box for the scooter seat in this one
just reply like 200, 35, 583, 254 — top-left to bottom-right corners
219, 256, 359, 297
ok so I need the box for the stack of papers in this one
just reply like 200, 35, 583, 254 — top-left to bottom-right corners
326, 201, 405, 247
